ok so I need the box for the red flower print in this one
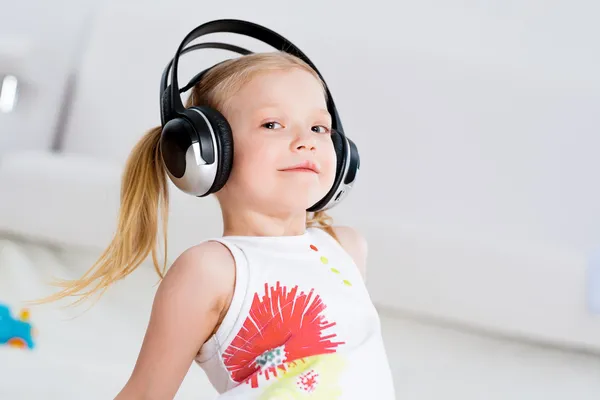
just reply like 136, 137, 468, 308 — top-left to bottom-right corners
222, 282, 344, 388
297, 369, 320, 392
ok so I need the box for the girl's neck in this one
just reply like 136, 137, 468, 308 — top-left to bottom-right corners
221, 207, 307, 238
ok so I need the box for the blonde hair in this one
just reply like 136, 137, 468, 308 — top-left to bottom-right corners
41, 52, 338, 305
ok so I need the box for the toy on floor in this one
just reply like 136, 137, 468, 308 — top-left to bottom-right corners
0, 303, 35, 349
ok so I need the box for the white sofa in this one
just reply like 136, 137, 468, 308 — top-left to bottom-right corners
1, 1, 600, 356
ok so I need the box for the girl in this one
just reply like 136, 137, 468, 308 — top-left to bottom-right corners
44, 30, 395, 400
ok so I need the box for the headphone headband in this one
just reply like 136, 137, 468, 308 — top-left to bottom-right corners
163, 19, 344, 133
160, 42, 252, 125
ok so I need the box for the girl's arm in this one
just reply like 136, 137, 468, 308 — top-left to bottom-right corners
114, 241, 235, 400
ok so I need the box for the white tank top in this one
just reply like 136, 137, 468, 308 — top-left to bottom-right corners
195, 227, 396, 399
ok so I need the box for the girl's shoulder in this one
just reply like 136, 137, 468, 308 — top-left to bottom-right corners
164, 240, 236, 289
158, 240, 237, 330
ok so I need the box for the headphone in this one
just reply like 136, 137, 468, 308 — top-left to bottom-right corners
159, 19, 360, 212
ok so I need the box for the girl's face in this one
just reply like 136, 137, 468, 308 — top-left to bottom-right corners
219, 67, 337, 216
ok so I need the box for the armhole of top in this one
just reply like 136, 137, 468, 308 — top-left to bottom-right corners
195, 238, 250, 362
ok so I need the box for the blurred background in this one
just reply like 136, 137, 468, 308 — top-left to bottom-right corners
1, 0, 599, 398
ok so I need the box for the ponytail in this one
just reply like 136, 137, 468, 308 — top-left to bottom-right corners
38, 126, 169, 305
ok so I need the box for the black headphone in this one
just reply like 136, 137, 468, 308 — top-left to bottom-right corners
159, 19, 360, 212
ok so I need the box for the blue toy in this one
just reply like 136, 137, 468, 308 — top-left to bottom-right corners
0, 303, 35, 349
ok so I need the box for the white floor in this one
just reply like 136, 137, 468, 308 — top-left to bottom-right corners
1, 237, 600, 399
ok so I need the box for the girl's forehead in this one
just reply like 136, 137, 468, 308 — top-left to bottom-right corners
227, 69, 327, 112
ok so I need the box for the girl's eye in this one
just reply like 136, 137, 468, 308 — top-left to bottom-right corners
262, 121, 283, 130
312, 125, 330, 134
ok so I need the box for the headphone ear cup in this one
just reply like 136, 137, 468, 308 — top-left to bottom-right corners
192, 106, 234, 194
160, 116, 198, 180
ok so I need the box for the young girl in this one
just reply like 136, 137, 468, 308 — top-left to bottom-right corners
44, 25, 395, 399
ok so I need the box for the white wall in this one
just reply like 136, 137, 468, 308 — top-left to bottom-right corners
1, 0, 600, 350
0, 0, 97, 154
328, 30, 600, 350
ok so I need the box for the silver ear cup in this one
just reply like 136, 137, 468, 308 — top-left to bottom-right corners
164, 141, 218, 196
161, 109, 220, 197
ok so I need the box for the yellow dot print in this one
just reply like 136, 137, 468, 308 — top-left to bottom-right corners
330, 268, 340, 274
320, 256, 328, 264
343, 280, 352, 287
